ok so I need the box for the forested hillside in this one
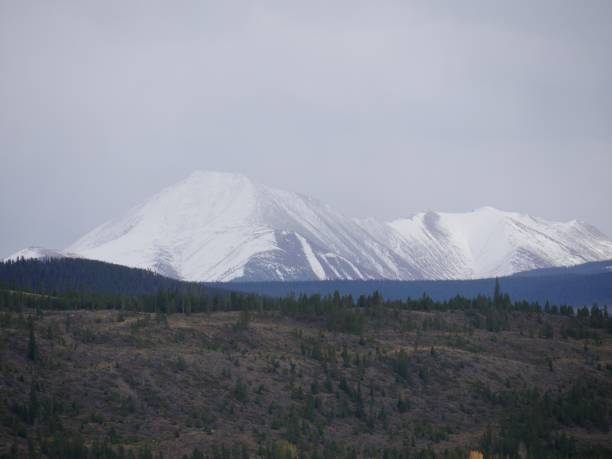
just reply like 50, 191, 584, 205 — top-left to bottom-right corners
2, 258, 612, 307
0, 258, 215, 296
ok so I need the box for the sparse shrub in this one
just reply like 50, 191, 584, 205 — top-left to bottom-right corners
234, 377, 248, 402
394, 349, 410, 380
234, 309, 251, 330
397, 395, 410, 413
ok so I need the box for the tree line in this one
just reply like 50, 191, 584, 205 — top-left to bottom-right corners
1, 261, 611, 336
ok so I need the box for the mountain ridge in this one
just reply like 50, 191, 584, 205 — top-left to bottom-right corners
6, 170, 612, 281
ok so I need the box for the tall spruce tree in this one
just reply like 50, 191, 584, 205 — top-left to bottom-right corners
27, 317, 39, 362
493, 278, 502, 306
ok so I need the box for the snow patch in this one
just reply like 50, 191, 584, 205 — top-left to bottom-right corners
295, 233, 326, 280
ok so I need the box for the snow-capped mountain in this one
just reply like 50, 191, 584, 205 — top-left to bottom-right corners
66, 171, 412, 282
362, 207, 612, 279
6, 171, 612, 281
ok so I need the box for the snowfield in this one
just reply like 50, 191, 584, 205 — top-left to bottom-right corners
6, 171, 612, 282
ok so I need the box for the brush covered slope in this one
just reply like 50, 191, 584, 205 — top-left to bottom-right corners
1, 291, 612, 459
6, 171, 612, 281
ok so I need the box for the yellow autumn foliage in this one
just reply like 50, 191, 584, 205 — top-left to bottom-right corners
273, 440, 297, 459
469, 453, 514, 459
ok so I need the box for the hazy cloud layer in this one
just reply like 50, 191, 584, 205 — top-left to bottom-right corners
1, 1, 611, 257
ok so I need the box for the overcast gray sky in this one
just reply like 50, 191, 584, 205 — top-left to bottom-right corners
1, 0, 611, 257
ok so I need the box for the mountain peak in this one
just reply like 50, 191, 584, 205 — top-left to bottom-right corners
176, 170, 258, 193
473, 205, 502, 213
184, 169, 251, 182
6, 173, 612, 281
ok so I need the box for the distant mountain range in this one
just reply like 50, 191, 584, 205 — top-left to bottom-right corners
6, 171, 612, 282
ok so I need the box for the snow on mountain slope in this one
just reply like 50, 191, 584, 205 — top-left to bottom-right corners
385, 207, 612, 279
5, 172, 612, 281
65, 171, 405, 281
4, 247, 67, 262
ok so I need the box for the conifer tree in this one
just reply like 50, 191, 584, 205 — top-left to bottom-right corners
27, 316, 39, 362
493, 278, 502, 306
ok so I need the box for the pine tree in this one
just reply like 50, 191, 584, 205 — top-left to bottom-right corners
493, 278, 502, 306
27, 317, 39, 362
